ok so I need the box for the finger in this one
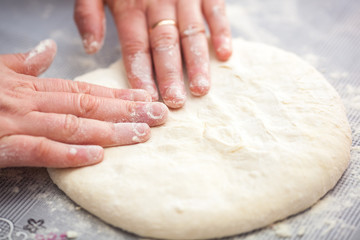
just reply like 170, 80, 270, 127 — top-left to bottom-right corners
148, 0, 186, 108
32, 77, 152, 102
109, 2, 158, 100
202, 0, 232, 61
34, 92, 168, 126
74, 0, 105, 54
18, 112, 150, 146
0, 135, 103, 168
0, 39, 57, 76
178, 0, 210, 96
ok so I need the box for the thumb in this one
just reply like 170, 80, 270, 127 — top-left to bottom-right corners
1, 39, 57, 76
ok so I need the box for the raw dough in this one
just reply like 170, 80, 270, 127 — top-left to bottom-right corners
48, 39, 351, 239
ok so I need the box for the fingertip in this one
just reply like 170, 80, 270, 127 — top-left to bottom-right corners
112, 123, 151, 145
68, 145, 104, 167
142, 102, 169, 126
131, 123, 151, 143
213, 36, 232, 61
82, 34, 104, 54
47, 39, 57, 51
26, 39, 57, 61
162, 85, 186, 109
189, 75, 211, 96
203, 0, 232, 61
23, 39, 57, 76
87, 145, 104, 164
0, 39, 57, 76
44, 39, 58, 56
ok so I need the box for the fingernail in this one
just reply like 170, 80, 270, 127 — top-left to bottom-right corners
69, 145, 103, 166
163, 85, 186, 109
189, 75, 210, 96
129, 103, 168, 126
112, 123, 150, 144
131, 123, 151, 143
82, 34, 102, 54
146, 103, 168, 122
86, 145, 104, 164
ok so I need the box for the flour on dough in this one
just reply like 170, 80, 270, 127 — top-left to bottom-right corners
48, 39, 351, 239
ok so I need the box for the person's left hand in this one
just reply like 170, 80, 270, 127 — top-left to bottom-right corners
74, 0, 232, 108
0, 40, 168, 168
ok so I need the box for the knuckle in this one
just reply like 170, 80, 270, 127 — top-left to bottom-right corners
114, 89, 127, 99
0, 93, 14, 113
8, 74, 37, 92
73, 82, 92, 94
180, 23, 205, 39
185, 22, 205, 31
0, 79, 36, 114
122, 39, 149, 56
0, 116, 16, 138
163, 63, 180, 81
77, 94, 99, 115
112, 3, 146, 16
63, 114, 81, 140
125, 101, 137, 121
151, 31, 178, 52
14, 80, 36, 92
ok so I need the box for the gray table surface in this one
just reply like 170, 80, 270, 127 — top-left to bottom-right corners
0, 0, 360, 239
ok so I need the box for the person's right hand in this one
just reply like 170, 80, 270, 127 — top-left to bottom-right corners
74, 0, 232, 109
0, 39, 168, 169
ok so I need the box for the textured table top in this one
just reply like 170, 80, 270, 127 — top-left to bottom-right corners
0, 0, 359, 239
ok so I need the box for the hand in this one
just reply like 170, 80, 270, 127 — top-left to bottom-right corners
0, 40, 168, 168
74, 0, 232, 108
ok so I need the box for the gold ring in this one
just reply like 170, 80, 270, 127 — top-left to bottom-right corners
150, 19, 177, 32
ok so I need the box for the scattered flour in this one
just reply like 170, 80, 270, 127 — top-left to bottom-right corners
321, 219, 338, 236
272, 222, 292, 238
329, 71, 349, 80
66, 230, 78, 239
297, 226, 306, 236
341, 85, 360, 111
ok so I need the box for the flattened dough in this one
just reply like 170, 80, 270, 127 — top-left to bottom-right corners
48, 39, 351, 239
